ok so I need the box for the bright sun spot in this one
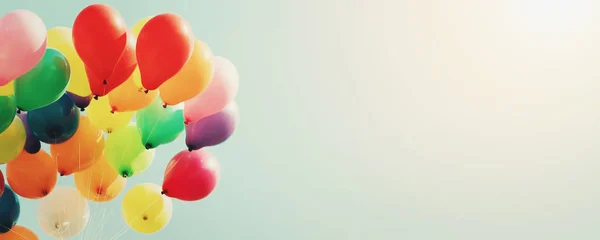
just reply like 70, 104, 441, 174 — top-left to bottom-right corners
513, 0, 593, 32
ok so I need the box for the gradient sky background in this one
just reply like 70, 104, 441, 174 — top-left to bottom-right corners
4, 0, 600, 239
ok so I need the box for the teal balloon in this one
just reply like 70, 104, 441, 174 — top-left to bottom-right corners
136, 97, 184, 149
27, 93, 80, 144
0, 185, 20, 233
14, 48, 70, 111
0, 95, 16, 133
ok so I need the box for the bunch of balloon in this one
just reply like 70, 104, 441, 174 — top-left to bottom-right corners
0, 2, 240, 238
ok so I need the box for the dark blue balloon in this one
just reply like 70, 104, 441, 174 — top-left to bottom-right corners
17, 112, 41, 154
0, 185, 20, 233
66, 92, 92, 111
27, 93, 80, 144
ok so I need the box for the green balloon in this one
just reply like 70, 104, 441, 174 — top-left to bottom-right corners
105, 124, 155, 178
14, 48, 70, 111
0, 95, 16, 133
136, 97, 184, 149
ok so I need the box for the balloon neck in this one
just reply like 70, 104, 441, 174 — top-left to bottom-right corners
80, 108, 85, 112
144, 143, 153, 150
161, 190, 167, 195
121, 170, 131, 178
41, 189, 49, 196
96, 187, 105, 196
54, 221, 71, 233
144, 89, 149, 94
93, 95, 99, 100
16, 108, 21, 114
103, 79, 107, 85
162, 103, 168, 108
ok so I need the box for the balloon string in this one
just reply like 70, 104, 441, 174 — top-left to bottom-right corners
107, 197, 161, 240
81, 169, 106, 240
89, 206, 112, 240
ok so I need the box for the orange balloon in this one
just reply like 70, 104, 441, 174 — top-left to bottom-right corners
74, 155, 126, 202
7, 150, 57, 199
108, 68, 158, 112
159, 40, 214, 106
50, 115, 105, 176
0, 225, 39, 240
136, 13, 194, 91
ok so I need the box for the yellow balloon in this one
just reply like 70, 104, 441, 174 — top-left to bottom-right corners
0, 81, 14, 96
122, 183, 172, 234
132, 16, 153, 38
108, 68, 158, 112
87, 97, 134, 133
47, 27, 91, 96
0, 116, 26, 164
159, 40, 214, 106
74, 155, 127, 202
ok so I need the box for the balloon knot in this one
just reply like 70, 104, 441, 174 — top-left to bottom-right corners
103, 79, 107, 85
59, 171, 65, 176
144, 89, 149, 94
162, 103, 167, 108
161, 190, 167, 195
94, 95, 99, 100
145, 143, 153, 150
143, 216, 148, 221
110, 110, 115, 114
106, 128, 113, 134
184, 119, 190, 125
80, 108, 85, 112
96, 187, 104, 196
121, 171, 131, 178
41, 189, 48, 196
188, 147, 193, 152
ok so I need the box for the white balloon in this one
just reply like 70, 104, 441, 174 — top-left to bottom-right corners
37, 186, 90, 239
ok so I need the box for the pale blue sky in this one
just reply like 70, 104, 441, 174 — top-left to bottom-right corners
9, 0, 600, 240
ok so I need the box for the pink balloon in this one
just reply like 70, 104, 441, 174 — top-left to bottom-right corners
0, 10, 47, 86
183, 56, 239, 124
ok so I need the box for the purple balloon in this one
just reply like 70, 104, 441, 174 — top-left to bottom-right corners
17, 112, 41, 154
66, 92, 92, 111
185, 102, 239, 151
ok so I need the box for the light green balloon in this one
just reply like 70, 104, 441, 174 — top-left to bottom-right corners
14, 48, 70, 111
105, 124, 155, 178
136, 97, 184, 149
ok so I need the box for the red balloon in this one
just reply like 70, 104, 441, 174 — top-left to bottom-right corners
73, 4, 128, 82
136, 13, 194, 91
0, 169, 4, 197
162, 149, 220, 201
86, 31, 137, 97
